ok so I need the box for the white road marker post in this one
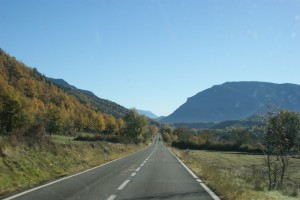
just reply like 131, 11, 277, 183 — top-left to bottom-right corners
104, 146, 107, 161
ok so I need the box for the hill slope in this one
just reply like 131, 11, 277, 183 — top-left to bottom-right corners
162, 81, 300, 123
0, 48, 124, 135
48, 78, 128, 118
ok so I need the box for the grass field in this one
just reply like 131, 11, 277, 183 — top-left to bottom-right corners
0, 135, 146, 196
51, 134, 76, 144
171, 148, 300, 200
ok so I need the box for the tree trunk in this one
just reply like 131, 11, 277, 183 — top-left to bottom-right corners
267, 153, 273, 190
279, 155, 288, 188
272, 155, 280, 190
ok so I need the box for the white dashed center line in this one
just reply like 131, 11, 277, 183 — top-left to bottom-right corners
131, 172, 137, 177
106, 137, 159, 200
107, 195, 117, 200
135, 167, 141, 172
118, 180, 130, 190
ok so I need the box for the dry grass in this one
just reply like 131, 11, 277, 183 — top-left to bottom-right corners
171, 148, 300, 200
0, 137, 145, 196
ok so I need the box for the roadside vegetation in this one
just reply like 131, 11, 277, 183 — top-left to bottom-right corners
0, 108, 158, 196
0, 135, 146, 196
162, 110, 300, 199
172, 148, 300, 200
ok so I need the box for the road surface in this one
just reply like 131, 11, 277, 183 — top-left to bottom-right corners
3, 136, 219, 200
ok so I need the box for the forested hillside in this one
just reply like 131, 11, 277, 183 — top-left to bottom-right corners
48, 78, 128, 118
0, 49, 157, 141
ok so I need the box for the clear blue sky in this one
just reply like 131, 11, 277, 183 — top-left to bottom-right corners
1, 0, 300, 116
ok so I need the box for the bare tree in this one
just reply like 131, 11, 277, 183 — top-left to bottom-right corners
264, 110, 300, 190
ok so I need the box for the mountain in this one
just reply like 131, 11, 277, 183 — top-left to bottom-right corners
155, 116, 165, 121
137, 109, 158, 119
162, 81, 300, 123
48, 78, 128, 118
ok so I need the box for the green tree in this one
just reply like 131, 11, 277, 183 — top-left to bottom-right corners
46, 107, 64, 135
231, 126, 249, 147
123, 109, 148, 142
0, 88, 29, 134
160, 124, 172, 134
161, 131, 171, 142
265, 110, 300, 190
160, 124, 173, 142
173, 127, 193, 142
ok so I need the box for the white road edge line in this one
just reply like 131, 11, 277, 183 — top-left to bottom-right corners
200, 183, 220, 200
136, 167, 141, 172
3, 146, 150, 200
196, 178, 203, 183
168, 149, 220, 200
118, 180, 130, 190
107, 195, 117, 200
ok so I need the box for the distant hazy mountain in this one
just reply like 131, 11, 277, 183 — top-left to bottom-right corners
137, 109, 158, 119
48, 78, 128, 118
155, 116, 165, 121
162, 81, 300, 123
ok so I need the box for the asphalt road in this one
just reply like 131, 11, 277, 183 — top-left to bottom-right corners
3, 136, 218, 200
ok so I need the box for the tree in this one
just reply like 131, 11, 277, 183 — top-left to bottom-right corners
265, 110, 300, 190
0, 87, 30, 134
148, 125, 158, 137
173, 127, 193, 142
231, 126, 249, 147
160, 124, 173, 142
199, 129, 214, 145
46, 106, 64, 135
160, 124, 172, 134
116, 118, 126, 134
104, 114, 118, 134
97, 114, 106, 132
123, 109, 148, 142
161, 131, 171, 142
